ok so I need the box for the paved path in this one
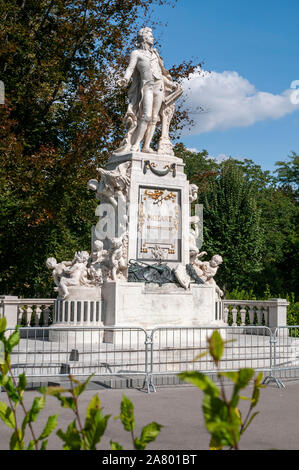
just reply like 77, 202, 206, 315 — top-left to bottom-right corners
0, 381, 299, 450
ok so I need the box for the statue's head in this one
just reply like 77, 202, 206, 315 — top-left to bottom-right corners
210, 255, 223, 267
75, 251, 90, 263
93, 240, 103, 252
110, 237, 122, 249
190, 184, 198, 196
137, 27, 154, 49
46, 257, 57, 269
189, 184, 199, 203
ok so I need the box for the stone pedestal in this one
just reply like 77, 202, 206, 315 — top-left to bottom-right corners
102, 281, 221, 328
97, 151, 190, 267
49, 151, 224, 345
268, 298, 289, 336
0, 295, 19, 329
101, 281, 225, 344
49, 287, 104, 343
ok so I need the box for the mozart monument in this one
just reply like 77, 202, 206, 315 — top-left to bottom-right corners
46, 27, 225, 338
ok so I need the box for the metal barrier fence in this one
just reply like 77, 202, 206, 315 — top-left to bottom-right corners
2, 325, 299, 393
149, 326, 274, 390
265, 326, 299, 388
4, 326, 151, 392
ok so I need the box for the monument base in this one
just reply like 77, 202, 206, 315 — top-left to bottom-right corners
101, 281, 225, 345
102, 281, 222, 328
49, 286, 103, 343
49, 282, 225, 345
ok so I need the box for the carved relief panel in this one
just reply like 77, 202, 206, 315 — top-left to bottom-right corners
137, 186, 182, 262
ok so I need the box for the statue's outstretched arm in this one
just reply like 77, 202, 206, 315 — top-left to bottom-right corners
123, 50, 138, 84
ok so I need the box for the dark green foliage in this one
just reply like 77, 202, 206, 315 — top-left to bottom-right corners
176, 144, 298, 298
0, 320, 162, 450
201, 159, 264, 292
275, 152, 299, 199
0, 318, 57, 450
114, 395, 162, 450
0, 0, 200, 297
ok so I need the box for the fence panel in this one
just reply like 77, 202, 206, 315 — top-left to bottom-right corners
264, 326, 299, 387
5, 325, 299, 393
149, 326, 274, 389
5, 326, 151, 391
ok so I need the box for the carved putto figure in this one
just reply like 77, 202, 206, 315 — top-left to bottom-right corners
189, 183, 201, 261
192, 253, 224, 297
47, 233, 130, 297
115, 27, 182, 155
108, 233, 128, 281
47, 251, 91, 299
88, 240, 108, 285
90, 239, 107, 264
189, 215, 200, 263
87, 161, 131, 207
189, 184, 199, 203
46, 257, 72, 288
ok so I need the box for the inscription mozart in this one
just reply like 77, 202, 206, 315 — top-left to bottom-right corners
137, 186, 181, 262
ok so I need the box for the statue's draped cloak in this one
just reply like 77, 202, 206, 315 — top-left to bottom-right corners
116, 49, 173, 153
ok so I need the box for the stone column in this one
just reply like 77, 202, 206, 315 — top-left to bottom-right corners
268, 298, 289, 336
0, 296, 19, 329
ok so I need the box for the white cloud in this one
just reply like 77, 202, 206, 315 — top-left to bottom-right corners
181, 69, 299, 135
186, 148, 230, 162
209, 153, 230, 163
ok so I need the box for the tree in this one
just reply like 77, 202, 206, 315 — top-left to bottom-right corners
236, 155, 298, 296
0, 0, 202, 296
256, 153, 299, 296
177, 145, 298, 297
174, 143, 219, 194
198, 159, 264, 292
275, 152, 299, 199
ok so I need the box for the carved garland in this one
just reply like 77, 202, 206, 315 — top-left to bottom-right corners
143, 160, 176, 178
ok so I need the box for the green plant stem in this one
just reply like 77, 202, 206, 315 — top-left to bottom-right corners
69, 376, 88, 450
130, 426, 135, 448
9, 371, 39, 450
6, 389, 23, 449
240, 405, 254, 435
218, 372, 239, 450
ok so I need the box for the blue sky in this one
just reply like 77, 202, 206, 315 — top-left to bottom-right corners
150, 0, 299, 171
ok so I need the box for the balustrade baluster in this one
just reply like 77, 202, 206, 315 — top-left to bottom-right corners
249, 306, 255, 325
264, 306, 269, 326
17, 305, 24, 325
232, 306, 238, 326
240, 306, 246, 326
43, 307, 50, 326
223, 306, 229, 324
257, 306, 263, 326
25, 306, 32, 326
35, 306, 41, 326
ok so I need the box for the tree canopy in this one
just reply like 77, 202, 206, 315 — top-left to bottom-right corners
0, 0, 201, 296
177, 145, 298, 297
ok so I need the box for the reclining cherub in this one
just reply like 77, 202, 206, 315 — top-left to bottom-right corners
46, 257, 72, 288
47, 251, 91, 299
193, 253, 224, 297
109, 235, 128, 281
88, 240, 109, 285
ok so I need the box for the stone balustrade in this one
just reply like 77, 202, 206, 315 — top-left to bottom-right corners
53, 298, 103, 326
1, 295, 288, 330
222, 298, 289, 330
0, 296, 54, 329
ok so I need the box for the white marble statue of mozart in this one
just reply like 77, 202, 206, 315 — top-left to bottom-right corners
116, 27, 181, 155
